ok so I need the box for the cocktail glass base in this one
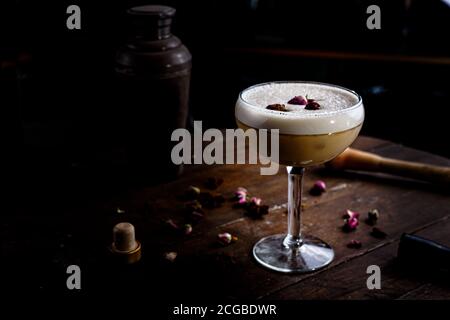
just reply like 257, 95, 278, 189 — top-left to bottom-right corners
253, 234, 334, 273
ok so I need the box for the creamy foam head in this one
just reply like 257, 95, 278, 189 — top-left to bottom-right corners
235, 82, 364, 135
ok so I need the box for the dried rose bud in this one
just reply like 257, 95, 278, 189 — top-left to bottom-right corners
310, 180, 327, 196
235, 187, 248, 204
217, 232, 238, 245
266, 104, 288, 111
371, 227, 387, 239
305, 101, 321, 110
166, 219, 180, 230
183, 224, 193, 235
343, 217, 359, 232
347, 240, 362, 249
344, 209, 360, 220
185, 185, 201, 199
366, 209, 380, 225
288, 95, 308, 105
251, 197, 262, 206
164, 251, 177, 262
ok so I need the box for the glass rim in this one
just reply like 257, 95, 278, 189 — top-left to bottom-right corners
238, 80, 363, 115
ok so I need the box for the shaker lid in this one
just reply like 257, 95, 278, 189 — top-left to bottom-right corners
127, 5, 176, 18
127, 5, 176, 39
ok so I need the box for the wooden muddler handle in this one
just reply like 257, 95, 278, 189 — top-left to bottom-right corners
327, 148, 450, 186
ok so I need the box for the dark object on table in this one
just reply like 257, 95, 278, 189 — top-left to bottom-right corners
115, 5, 192, 183
397, 233, 450, 272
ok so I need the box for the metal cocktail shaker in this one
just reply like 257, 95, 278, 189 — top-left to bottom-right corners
115, 5, 191, 183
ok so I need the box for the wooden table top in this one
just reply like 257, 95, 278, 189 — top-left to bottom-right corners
3, 136, 450, 299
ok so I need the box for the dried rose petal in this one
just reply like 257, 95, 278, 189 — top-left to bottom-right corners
288, 95, 308, 105
371, 227, 387, 239
164, 251, 177, 262
343, 209, 360, 220
183, 224, 193, 235
347, 240, 362, 249
217, 232, 238, 245
343, 217, 359, 232
310, 180, 327, 196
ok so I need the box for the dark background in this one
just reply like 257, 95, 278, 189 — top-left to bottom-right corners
2, 0, 450, 188
1, 0, 450, 297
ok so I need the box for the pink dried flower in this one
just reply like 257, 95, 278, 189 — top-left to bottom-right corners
344, 209, 360, 220
343, 217, 359, 232
310, 180, 326, 196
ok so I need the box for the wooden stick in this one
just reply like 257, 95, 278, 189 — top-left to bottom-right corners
326, 148, 450, 186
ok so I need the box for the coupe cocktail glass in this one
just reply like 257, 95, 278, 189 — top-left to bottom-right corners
235, 81, 364, 273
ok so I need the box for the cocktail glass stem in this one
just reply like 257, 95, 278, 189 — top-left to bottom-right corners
283, 166, 305, 249
252, 165, 334, 273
